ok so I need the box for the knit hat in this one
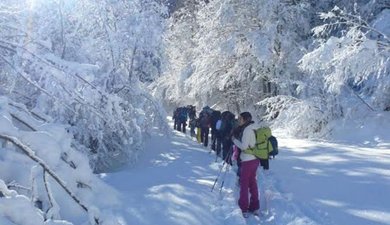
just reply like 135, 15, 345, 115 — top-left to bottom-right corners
240, 112, 252, 122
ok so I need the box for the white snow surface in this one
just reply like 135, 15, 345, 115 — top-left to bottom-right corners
1, 94, 389, 225
102, 116, 390, 225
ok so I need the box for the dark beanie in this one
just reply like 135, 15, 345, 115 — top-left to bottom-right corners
240, 112, 252, 122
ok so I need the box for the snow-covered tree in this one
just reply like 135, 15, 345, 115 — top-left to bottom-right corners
154, 0, 389, 137
0, 0, 168, 172
259, 2, 390, 137
154, 0, 310, 114
295, 6, 390, 136
151, 1, 202, 110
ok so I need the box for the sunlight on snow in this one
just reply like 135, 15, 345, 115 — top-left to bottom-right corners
347, 209, 390, 225
340, 167, 390, 179
190, 166, 209, 176
151, 159, 172, 167
171, 141, 191, 147
316, 199, 348, 207
160, 153, 179, 160
299, 155, 348, 164
340, 169, 369, 177
292, 166, 327, 176
151, 152, 180, 166
193, 179, 213, 186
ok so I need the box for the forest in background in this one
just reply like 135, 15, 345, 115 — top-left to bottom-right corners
153, 0, 389, 138
0, 0, 388, 171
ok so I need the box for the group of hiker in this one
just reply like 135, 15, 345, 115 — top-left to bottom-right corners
173, 105, 277, 218
173, 105, 242, 165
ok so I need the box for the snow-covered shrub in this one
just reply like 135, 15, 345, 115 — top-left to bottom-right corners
256, 95, 332, 138
256, 95, 298, 122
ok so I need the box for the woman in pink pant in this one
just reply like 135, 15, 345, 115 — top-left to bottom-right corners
232, 112, 260, 218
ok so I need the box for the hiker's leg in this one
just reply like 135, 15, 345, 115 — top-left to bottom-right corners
248, 160, 260, 211
238, 160, 251, 212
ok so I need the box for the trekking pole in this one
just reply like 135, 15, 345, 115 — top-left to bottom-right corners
219, 163, 231, 194
211, 162, 226, 192
211, 144, 235, 192
219, 147, 234, 193
211, 148, 232, 192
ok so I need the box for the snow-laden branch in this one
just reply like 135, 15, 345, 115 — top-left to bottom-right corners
8, 102, 48, 122
316, 6, 390, 44
0, 55, 77, 114
6, 101, 89, 185
0, 38, 103, 96
0, 47, 109, 122
9, 113, 37, 131
7, 180, 31, 193
0, 134, 100, 225
43, 170, 60, 221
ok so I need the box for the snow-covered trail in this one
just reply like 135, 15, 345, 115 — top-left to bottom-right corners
102, 128, 243, 225
102, 126, 390, 225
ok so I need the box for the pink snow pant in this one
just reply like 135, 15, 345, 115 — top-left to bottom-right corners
238, 159, 260, 212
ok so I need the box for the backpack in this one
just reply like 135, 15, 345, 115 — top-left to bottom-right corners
188, 106, 196, 120
220, 111, 234, 130
244, 127, 278, 159
219, 118, 234, 137
199, 112, 211, 127
268, 135, 278, 158
178, 107, 187, 122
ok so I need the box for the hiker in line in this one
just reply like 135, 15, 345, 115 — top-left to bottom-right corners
198, 106, 212, 147
188, 105, 197, 137
195, 118, 202, 143
176, 107, 188, 133
231, 121, 248, 179
231, 112, 260, 218
220, 111, 236, 163
173, 108, 179, 130
210, 110, 221, 151
214, 116, 223, 156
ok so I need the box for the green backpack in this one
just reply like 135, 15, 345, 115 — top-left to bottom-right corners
244, 127, 274, 160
